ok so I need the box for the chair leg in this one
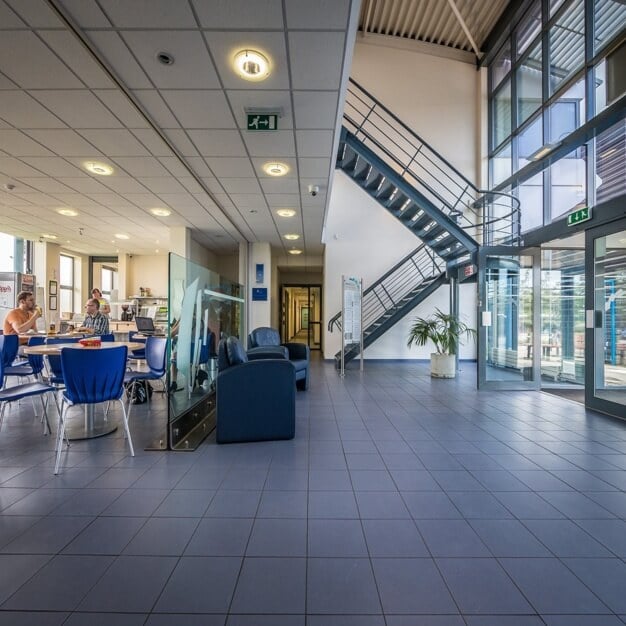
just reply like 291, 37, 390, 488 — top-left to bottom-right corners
54, 402, 70, 474
117, 399, 135, 457
39, 395, 51, 435
0, 403, 6, 432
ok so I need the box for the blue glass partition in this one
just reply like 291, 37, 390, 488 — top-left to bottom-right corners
167, 253, 244, 450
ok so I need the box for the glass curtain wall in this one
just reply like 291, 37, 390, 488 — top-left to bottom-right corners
488, 0, 626, 226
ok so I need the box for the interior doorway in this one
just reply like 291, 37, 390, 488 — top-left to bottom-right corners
281, 285, 322, 350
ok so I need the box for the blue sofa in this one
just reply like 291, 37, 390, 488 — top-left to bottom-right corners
216, 336, 295, 444
247, 327, 310, 390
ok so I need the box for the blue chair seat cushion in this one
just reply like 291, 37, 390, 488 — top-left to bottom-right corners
124, 370, 160, 383
290, 359, 307, 374
4, 364, 35, 376
0, 381, 55, 402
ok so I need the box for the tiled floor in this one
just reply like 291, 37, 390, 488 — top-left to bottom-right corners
1, 358, 626, 625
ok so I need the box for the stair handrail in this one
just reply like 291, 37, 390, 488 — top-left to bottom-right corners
344, 78, 521, 245
327, 243, 443, 333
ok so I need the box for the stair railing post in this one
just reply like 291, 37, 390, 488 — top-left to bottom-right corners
360, 278, 364, 373
450, 274, 459, 374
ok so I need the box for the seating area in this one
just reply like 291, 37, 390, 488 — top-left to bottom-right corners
247, 326, 310, 390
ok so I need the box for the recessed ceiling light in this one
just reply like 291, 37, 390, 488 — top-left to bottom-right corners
84, 161, 114, 176
234, 49, 270, 81
277, 208, 296, 218
288, 249, 302, 255
150, 207, 171, 217
263, 162, 289, 176
284, 233, 300, 240
57, 208, 78, 217
114, 233, 129, 240
41, 233, 57, 239
156, 51, 174, 66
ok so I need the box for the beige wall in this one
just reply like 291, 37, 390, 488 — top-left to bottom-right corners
128, 255, 168, 297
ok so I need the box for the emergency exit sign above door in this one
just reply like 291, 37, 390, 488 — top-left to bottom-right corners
246, 114, 278, 131
567, 206, 591, 226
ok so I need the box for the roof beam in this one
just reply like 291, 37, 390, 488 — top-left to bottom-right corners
446, 0, 483, 60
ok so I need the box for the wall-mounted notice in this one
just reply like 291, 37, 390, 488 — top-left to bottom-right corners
340, 276, 363, 377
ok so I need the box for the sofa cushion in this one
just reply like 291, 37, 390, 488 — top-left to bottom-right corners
249, 327, 280, 348
217, 338, 230, 372
290, 358, 308, 373
226, 336, 248, 365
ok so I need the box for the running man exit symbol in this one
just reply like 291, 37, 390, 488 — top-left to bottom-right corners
247, 114, 278, 131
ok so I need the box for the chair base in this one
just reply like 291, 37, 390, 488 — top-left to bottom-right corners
65, 422, 117, 441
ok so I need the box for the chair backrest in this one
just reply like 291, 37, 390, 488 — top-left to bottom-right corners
0, 334, 19, 367
248, 327, 281, 349
128, 331, 146, 356
100, 333, 115, 342
45, 337, 80, 380
61, 345, 128, 404
145, 336, 167, 376
218, 336, 248, 372
26, 335, 46, 375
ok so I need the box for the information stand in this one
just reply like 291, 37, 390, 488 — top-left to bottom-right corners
340, 276, 364, 377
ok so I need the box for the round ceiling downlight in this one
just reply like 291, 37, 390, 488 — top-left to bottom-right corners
263, 162, 289, 176
234, 49, 270, 81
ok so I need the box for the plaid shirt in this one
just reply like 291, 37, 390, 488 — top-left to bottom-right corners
84, 311, 109, 335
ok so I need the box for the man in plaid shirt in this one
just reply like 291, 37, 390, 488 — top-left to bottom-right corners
79, 298, 110, 335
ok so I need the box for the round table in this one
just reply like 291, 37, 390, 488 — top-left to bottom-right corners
23, 341, 144, 440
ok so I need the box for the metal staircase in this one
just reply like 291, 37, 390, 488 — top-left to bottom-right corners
330, 79, 521, 367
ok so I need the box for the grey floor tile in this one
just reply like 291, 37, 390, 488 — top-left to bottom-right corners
64, 613, 147, 626
78, 555, 177, 613
185, 517, 253, 556
499, 557, 612, 614
385, 618, 465, 626
430, 470, 486, 491
416, 519, 491, 557
573, 519, 626, 557
0, 488, 33, 513
514, 471, 573, 491
308, 491, 359, 519
523, 520, 613, 557
0, 553, 51, 604
345, 453, 386, 470
469, 470, 531, 491
2, 554, 113, 611
49, 488, 124, 516
231, 557, 306, 614
62, 516, 145, 555
350, 470, 397, 491
371, 557, 457, 614
123, 516, 199, 555
542, 616, 625, 625
380, 453, 425, 470
87, 468, 148, 489
401, 492, 462, 519
1, 488, 79, 516
205, 490, 261, 517
463, 618, 544, 626
307, 557, 381, 614
264, 469, 308, 490
492, 492, 565, 519
220, 468, 269, 490
0, 515, 40, 549
2, 516, 93, 554
309, 469, 352, 491
257, 490, 308, 518
447, 492, 514, 519
226, 616, 302, 626
390, 470, 441, 491
468, 519, 551, 557
151, 488, 215, 517
584, 492, 626, 517
102, 488, 169, 516
146, 615, 225, 626
153, 556, 241, 613
437, 558, 534, 614
362, 519, 429, 557
0, 612, 68, 626
308, 519, 368, 557
307, 617, 384, 626
246, 518, 307, 556
355, 491, 410, 518
538, 491, 617, 519
563, 558, 626, 613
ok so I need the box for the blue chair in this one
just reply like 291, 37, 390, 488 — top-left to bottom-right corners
216, 336, 295, 444
55, 346, 134, 474
247, 327, 310, 390
124, 336, 167, 418
100, 333, 115, 342
45, 337, 80, 386
0, 335, 45, 381
0, 334, 26, 377
0, 350, 56, 437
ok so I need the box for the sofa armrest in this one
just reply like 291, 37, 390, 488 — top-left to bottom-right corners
247, 345, 289, 360
283, 342, 310, 361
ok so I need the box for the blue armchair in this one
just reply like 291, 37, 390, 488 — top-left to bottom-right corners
216, 336, 295, 444
247, 327, 310, 390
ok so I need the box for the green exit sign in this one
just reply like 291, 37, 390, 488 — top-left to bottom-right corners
567, 206, 591, 226
246, 114, 278, 131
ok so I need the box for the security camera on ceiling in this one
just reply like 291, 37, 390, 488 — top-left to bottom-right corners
308, 184, 320, 197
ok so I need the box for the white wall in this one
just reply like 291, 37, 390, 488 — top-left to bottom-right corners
323, 173, 477, 360
351, 41, 481, 184
128, 255, 168, 297
190, 239, 217, 269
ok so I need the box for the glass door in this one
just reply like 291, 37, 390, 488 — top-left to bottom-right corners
586, 220, 626, 416
281, 285, 322, 350
478, 248, 540, 389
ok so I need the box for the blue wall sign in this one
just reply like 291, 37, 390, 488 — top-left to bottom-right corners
255, 263, 264, 284
252, 287, 267, 301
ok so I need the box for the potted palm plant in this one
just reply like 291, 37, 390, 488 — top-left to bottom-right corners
407, 308, 476, 378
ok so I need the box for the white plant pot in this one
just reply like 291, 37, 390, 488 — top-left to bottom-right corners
430, 353, 456, 378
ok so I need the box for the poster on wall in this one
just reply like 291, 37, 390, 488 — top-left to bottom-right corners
0, 280, 13, 309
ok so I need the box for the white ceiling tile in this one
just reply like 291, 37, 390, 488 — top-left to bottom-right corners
0, 156, 51, 177
110, 157, 171, 178
200, 177, 225, 194
293, 90, 338, 129
288, 31, 345, 90
159, 90, 236, 129
20, 157, 86, 177
99, 0, 197, 27
188, 130, 246, 157
1, 91, 66, 129
157, 193, 203, 210
264, 193, 301, 207
226, 90, 294, 130
56, 0, 111, 28
78, 129, 150, 156
122, 31, 220, 89
24, 130, 101, 157
132, 90, 181, 128
192, 0, 283, 28
295, 129, 333, 157
298, 157, 331, 178
285, 0, 351, 29
159, 156, 191, 177
0, 32, 83, 89
131, 130, 173, 157
93, 90, 149, 129
178, 178, 203, 194
13, 191, 59, 206
137, 177, 187, 194
260, 178, 300, 194
38, 30, 114, 89
205, 31, 290, 91
229, 194, 266, 208
220, 178, 262, 194
204, 157, 254, 178
163, 130, 200, 157
121, 193, 163, 208
17, 177, 75, 194
86, 31, 151, 89
243, 130, 296, 157
100, 177, 150, 193
57, 177, 111, 193
0, 1, 26, 26
5, 0, 64, 27
31, 90, 123, 129
0, 71, 18, 89
0, 130, 55, 156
